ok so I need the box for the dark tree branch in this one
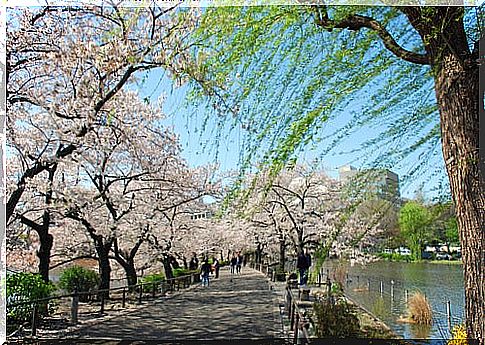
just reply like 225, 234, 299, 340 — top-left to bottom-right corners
313, 6, 430, 65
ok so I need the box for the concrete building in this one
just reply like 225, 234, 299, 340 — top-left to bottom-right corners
338, 165, 400, 202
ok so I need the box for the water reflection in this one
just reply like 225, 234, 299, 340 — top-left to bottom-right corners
410, 324, 433, 339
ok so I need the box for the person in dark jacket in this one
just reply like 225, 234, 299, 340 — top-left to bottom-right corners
230, 255, 237, 275
200, 259, 211, 287
236, 253, 243, 274
297, 249, 311, 285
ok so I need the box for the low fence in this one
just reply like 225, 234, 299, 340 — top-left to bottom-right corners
250, 261, 312, 344
7, 272, 201, 338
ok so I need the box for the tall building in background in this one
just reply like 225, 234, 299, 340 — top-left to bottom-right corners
339, 165, 400, 202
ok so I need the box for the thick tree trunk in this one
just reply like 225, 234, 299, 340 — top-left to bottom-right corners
402, 8, 484, 341
37, 229, 53, 283
114, 257, 137, 288
432, 39, 484, 342
96, 241, 112, 299
162, 257, 174, 280
124, 261, 137, 288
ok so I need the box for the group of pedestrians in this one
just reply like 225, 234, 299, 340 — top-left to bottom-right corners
190, 253, 222, 287
193, 248, 312, 288
190, 251, 246, 287
230, 253, 244, 275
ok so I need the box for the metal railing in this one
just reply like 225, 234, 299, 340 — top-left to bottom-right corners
7, 272, 201, 338
285, 286, 311, 344
250, 261, 312, 343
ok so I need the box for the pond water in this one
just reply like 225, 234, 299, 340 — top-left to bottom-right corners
321, 260, 464, 340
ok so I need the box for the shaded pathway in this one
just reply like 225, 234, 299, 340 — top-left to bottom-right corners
66, 267, 282, 341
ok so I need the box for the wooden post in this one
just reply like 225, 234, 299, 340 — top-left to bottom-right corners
31, 303, 38, 336
287, 291, 292, 318
122, 288, 126, 308
367, 279, 371, 291
71, 293, 79, 324
290, 301, 295, 331
100, 293, 105, 314
380, 281, 383, 295
318, 273, 321, 287
293, 312, 299, 344
138, 284, 143, 304
390, 280, 394, 300
447, 300, 452, 330
405, 289, 409, 303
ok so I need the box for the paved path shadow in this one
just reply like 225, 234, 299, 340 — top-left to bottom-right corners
67, 267, 281, 341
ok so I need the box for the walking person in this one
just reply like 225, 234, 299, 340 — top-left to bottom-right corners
230, 255, 237, 275
236, 252, 243, 274
297, 249, 311, 286
213, 257, 220, 279
200, 258, 211, 287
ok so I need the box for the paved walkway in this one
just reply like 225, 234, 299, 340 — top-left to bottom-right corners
66, 267, 283, 341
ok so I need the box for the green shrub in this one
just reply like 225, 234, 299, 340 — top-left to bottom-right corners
331, 282, 344, 296
59, 266, 99, 301
172, 268, 195, 277
7, 272, 56, 325
313, 300, 360, 337
140, 273, 165, 292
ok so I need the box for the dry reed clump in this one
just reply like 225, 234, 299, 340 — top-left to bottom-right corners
332, 262, 348, 288
407, 292, 433, 325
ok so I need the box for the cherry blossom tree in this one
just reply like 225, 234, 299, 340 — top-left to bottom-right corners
6, 4, 198, 281
231, 164, 387, 274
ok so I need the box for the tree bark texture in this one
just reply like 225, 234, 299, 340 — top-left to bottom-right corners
279, 239, 286, 272
95, 238, 112, 299
405, 7, 484, 341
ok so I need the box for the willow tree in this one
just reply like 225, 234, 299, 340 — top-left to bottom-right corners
180, 5, 484, 341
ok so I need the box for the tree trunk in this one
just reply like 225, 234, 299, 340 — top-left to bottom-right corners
37, 228, 53, 283
279, 239, 286, 272
96, 241, 112, 299
431, 34, 484, 342
162, 257, 174, 280
255, 244, 262, 264
114, 257, 137, 288
402, 8, 484, 340
124, 261, 137, 288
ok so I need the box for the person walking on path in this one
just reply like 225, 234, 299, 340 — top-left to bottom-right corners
213, 257, 220, 279
200, 259, 211, 287
230, 255, 237, 275
236, 253, 243, 274
297, 249, 311, 285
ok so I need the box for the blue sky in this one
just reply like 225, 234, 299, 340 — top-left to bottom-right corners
138, 68, 449, 201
